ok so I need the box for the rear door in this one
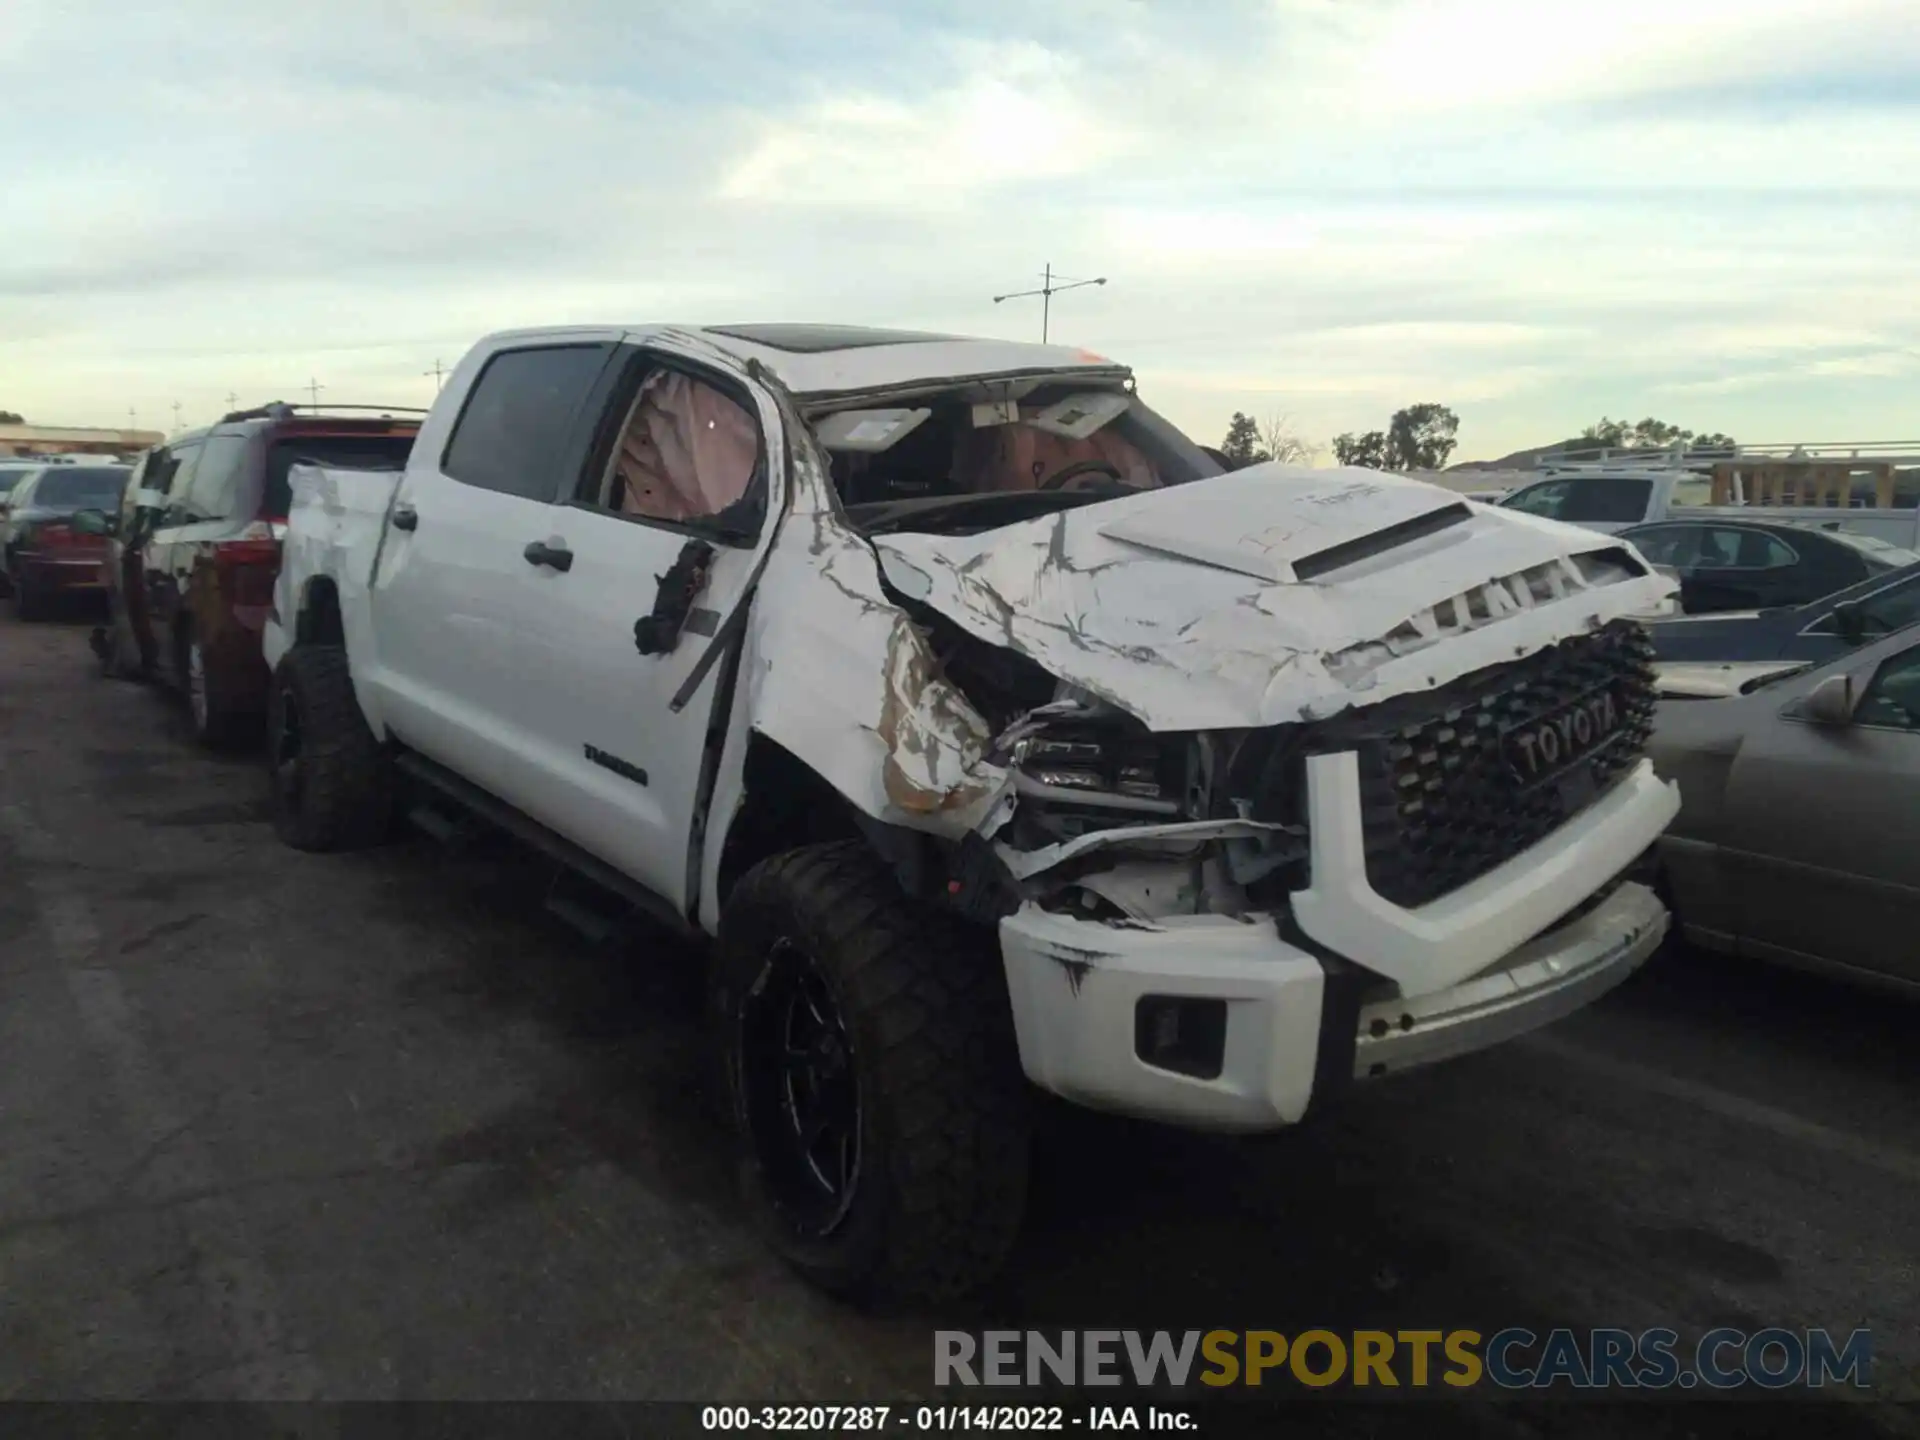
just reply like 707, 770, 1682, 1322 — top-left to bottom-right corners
1719, 637, 1920, 984
1680, 524, 1805, 612
161, 428, 255, 651
367, 336, 617, 812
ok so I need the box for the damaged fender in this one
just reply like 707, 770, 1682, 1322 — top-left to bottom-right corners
735, 403, 1014, 844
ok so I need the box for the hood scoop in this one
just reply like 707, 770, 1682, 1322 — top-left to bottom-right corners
1096, 465, 1470, 583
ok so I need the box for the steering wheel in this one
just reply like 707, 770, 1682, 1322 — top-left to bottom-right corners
1039, 459, 1127, 492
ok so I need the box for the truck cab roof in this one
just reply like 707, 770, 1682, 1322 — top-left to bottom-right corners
472, 323, 1131, 404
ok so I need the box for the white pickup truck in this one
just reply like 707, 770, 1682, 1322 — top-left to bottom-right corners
1495, 456, 1920, 547
263, 323, 1680, 1301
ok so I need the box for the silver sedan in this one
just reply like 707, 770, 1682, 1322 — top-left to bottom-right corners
1650, 622, 1920, 993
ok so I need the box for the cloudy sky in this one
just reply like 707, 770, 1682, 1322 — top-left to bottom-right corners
3, 0, 1917, 461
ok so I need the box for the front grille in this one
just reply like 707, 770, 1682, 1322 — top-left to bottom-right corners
1341, 621, 1657, 909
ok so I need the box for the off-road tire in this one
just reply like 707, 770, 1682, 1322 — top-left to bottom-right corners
713, 841, 1030, 1304
268, 645, 393, 852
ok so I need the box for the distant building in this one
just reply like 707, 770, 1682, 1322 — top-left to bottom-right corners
0, 423, 165, 458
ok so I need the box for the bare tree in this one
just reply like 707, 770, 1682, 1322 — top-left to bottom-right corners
1261, 412, 1320, 467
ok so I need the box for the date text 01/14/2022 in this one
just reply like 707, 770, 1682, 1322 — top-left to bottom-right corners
699, 1405, 1197, 1431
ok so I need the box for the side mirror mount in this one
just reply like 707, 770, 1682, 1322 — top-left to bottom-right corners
1831, 600, 1867, 645
69, 508, 112, 537
1802, 673, 1858, 727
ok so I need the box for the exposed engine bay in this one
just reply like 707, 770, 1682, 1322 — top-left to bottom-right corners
900, 582, 1659, 930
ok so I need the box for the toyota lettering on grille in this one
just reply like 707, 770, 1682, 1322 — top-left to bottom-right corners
1502, 685, 1624, 786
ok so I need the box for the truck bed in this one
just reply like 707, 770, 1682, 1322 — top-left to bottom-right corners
262, 462, 404, 678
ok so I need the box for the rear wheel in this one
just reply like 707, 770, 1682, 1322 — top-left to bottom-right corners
268, 645, 393, 851
713, 842, 1030, 1304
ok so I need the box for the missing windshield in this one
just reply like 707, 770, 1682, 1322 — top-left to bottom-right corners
824, 382, 1217, 535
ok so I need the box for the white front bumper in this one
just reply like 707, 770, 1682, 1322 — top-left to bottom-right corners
999, 907, 1328, 1132
1290, 756, 1679, 998
1351, 881, 1666, 1077
1000, 881, 1666, 1132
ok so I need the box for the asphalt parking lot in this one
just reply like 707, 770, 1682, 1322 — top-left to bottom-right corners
2, 605, 1917, 1433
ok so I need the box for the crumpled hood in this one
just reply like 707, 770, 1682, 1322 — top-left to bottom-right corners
873, 464, 1674, 731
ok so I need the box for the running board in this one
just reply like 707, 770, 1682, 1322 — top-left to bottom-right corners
407, 801, 485, 852
392, 750, 695, 941
543, 889, 621, 946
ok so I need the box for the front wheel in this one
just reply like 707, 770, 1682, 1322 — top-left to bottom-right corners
713, 842, 1030, 1304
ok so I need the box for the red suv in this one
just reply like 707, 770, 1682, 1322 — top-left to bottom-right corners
90, 402, 421, 745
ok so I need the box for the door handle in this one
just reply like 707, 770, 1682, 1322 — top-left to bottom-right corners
523, 540, 573, 572
391, 503, 418, 532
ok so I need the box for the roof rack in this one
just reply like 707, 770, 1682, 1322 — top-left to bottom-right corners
1537, 440, 1920, 477
219, 401, 432, 424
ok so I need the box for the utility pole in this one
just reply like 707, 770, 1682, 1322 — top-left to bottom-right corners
306, 377, 325, 406
171, 401, 183, 433
993, 263, 1107, 344
226, 391, 239, 410
424, 358, 446, 392
127, 406, 137, 430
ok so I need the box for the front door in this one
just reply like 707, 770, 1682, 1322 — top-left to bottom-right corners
509, 338, 785, 914
110, 450, 163, 669
1684, 524, 1803, 612
138, 438, 203, 675
1719, 639, 1920, 984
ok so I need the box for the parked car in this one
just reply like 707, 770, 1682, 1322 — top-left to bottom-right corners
1647, 559, 1920, 671
1497, 447, 1920, 547
1619, 518, 1917, 616
263, 322, 1680, 1302
1, 464, 130, 619
1650, 622, 1920, 993
80, 402, 421, 745
0, 461, 50, 553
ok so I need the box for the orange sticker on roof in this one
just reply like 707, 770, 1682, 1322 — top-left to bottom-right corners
1075, 349, 1110, 364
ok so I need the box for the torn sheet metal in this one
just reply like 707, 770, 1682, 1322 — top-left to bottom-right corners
742, 434, 1014, 841
263, 463, 403, 692
996, 817, 1292, 881
874, 464, 1675, 732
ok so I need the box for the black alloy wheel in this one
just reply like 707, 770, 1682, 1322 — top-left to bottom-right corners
737, 937, 862, 1238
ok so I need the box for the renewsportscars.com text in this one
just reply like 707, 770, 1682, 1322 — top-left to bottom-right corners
934, 1328, 1871, 1391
